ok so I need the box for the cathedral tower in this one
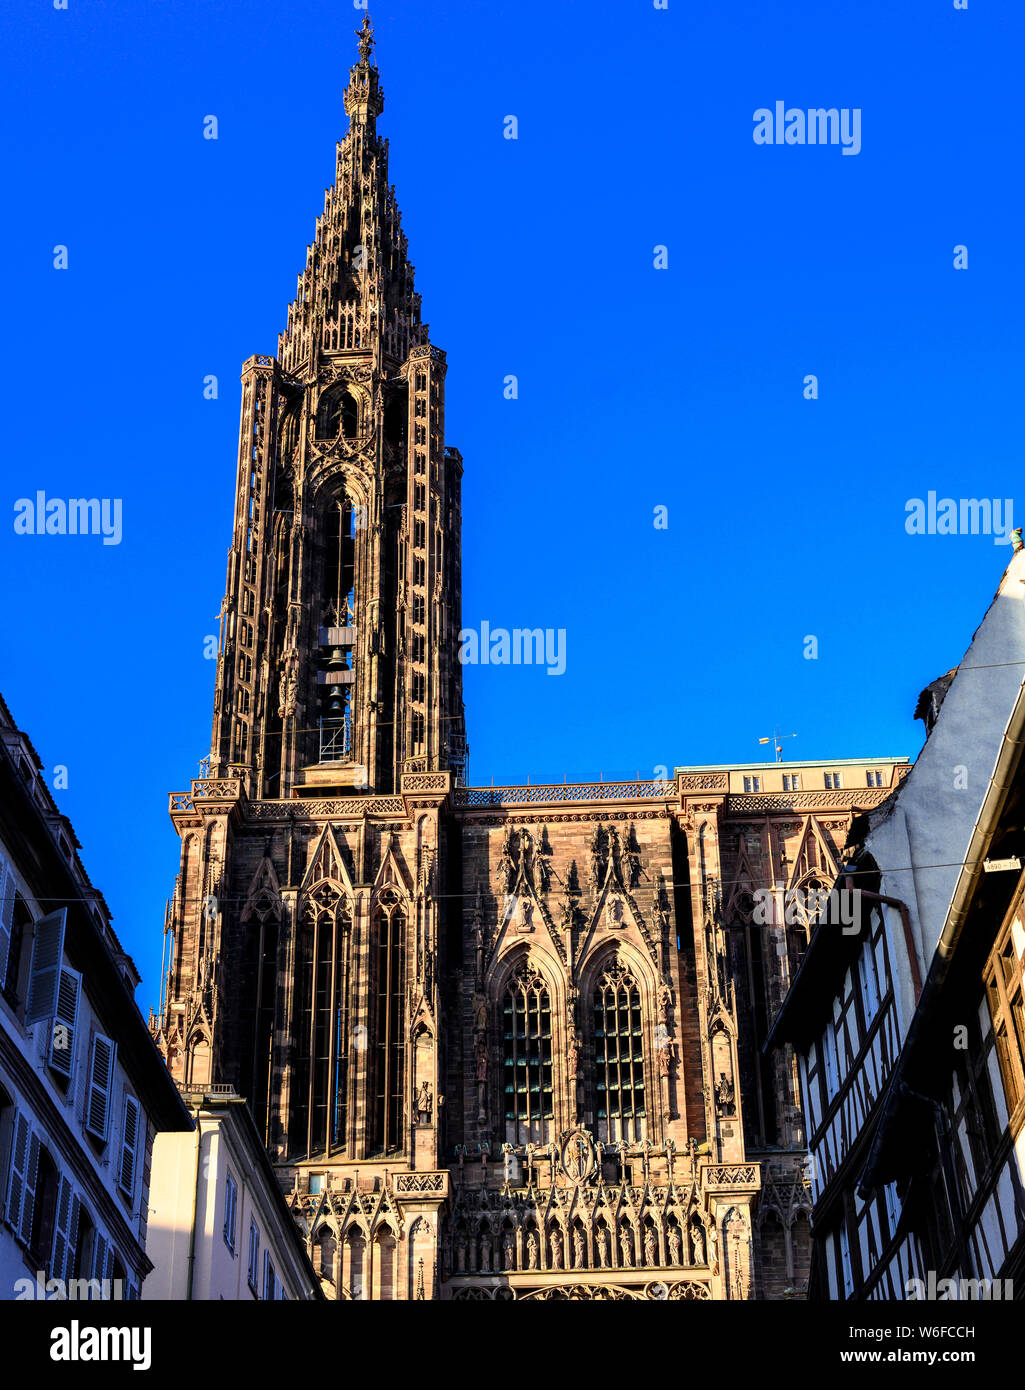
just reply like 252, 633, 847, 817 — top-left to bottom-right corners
154, 21, 463, 1253
210, 15, 466, 801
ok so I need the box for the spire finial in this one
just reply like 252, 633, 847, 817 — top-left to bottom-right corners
356, 12, 375, 64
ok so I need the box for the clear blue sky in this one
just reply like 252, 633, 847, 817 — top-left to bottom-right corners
1, 0, 1022, 1008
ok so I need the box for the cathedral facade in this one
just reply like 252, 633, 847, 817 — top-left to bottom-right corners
150, 19, 909, 1301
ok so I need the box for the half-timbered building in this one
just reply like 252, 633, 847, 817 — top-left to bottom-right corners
769, 549, 1025, 1299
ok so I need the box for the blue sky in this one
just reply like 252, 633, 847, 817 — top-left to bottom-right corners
1, 0, 1022, 1007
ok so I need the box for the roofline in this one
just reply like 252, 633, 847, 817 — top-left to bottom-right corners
674, 756, 910, 773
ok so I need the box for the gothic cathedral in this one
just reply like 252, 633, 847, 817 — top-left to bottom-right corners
151, 18, 899, 1300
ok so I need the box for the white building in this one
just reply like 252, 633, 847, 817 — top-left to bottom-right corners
145, 1086, 321, 1300
769, 548, 1025, 1299
0, 694, 189, 1300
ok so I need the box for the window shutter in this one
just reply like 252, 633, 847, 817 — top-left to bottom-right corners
5, 1111, 30, 1231
18, 1130, 41, 1246
91, 1233, 109, 1290
24, 907, 67, 1025
249, 1220, 260, 1287
223, 1173, 237, 1249
51, 1175, 73, 1281
118, 1096, 140, 1197
0, 859, 13, 991
49, 967, 81, 1080
85, 1035, 116, 1141
63, 1195, 81, 1283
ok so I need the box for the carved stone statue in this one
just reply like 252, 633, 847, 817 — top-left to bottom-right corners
596, 1227, 609, 1268
479, 1237, 491, 1272
572, 1227, 585, 1269
691, 1222, 706, 1266
525, 1141, 537, 1186
644, 1227, 658, 1267
619, 1224, 634, 1267
715, 1070, 736, 1115
526, 1231, 539, 1270
658, 981, 672, 1026
707, 1220, 719, 1273
668, 1225, 682, 1266
475, 1040, 488, 1083
473, 991, 487, 1032
502, 1232, 515, 1270
416, 1080, 432, 1123
658, 1042, 672, 1078
549, 1233, 563, 1269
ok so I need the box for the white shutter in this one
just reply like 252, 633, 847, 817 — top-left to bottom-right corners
25, 907, 67, 1025
51, 1175, 73, 1281
5, 1111, 29, 1231
85, 1035, 116, 1141
0, 859, 13, 991
18, 1130, 40, 1246
49, 967, 81, 1080
118, 1095, 141, 1197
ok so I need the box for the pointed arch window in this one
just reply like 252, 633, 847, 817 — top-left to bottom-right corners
593, 960, 646, 1143
315, 388, 359, 441
502, 960, 553, 1145
294, 887, 351, 1158
371, 890, 406, 1155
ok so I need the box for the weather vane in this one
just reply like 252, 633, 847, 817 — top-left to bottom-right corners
757, 727, 797, 763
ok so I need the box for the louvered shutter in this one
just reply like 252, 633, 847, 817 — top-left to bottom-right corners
18, 1131, 40, 1246
0, 859, 13, 991
49, 967, 81, 1080
5, 1111, 29, 1230
91, 1233, 108, 1295
118, 1096, 140, 1197
51, 1175, 73, 1281
25, 908, 67, 1025
85, 1035, 116, 1141
63, 1195, 81, 1283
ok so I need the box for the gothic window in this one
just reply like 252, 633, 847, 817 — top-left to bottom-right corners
413, 557, 425, 586
294, 891, 351, 1158
413, 484, 425, 511
316, 388, 359, 441
411, 712, 425, 749
501, 961, 553, 1145
593, 961, 646, 1143
413, 519, 426, 550
384, 388, 407, 446
371, 891, 406, 1155
412, 595, 425, 626
233, 720, 249, 761
322, 496, 356, 628
411, 673, 425, 704
279, 409, 298, 459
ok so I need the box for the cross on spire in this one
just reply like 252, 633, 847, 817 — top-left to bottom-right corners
356, 13, 375, 64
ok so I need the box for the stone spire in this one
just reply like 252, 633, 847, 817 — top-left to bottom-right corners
277, 15, 426, 377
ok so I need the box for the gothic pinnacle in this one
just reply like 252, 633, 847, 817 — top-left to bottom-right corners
356, 12, 375, 65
